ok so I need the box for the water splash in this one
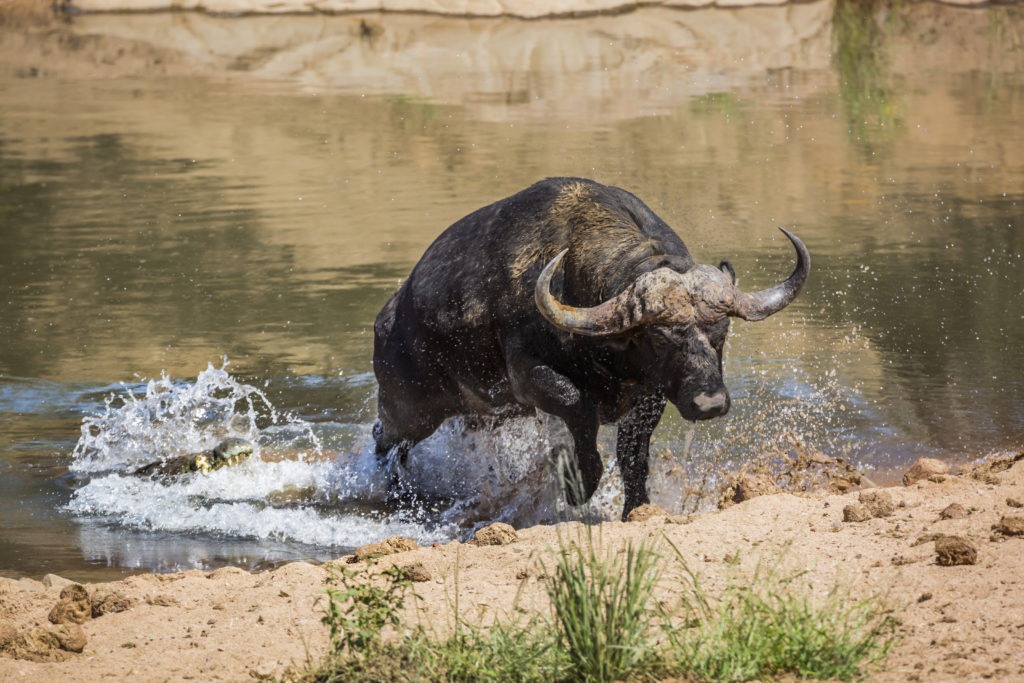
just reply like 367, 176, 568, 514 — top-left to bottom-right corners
64, 359, 869, 570
70, 360, 317, 474
64, 362, 438, 552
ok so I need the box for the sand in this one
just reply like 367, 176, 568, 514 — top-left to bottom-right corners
2, 453, 1024, 682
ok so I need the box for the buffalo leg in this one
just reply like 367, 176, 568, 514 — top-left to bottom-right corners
372, 384, 450, 470
556, 408, 602, 506
615, 393, 666, 520
504, 343, 602, 505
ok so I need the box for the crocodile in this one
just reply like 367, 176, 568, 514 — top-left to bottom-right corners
132, 437, 254, 477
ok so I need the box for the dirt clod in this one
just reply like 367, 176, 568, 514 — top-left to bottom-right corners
844, 503, 872, 523
935, 536, 977, 566
145, 594, 178, 607
48, 585, 91, 625
626, 503, 669, 522
0, 623, 17, 649
7, 623, 87, 661
399, 562, 432, 582
962, 451, 1024, 482
903, 457, 949, 486
993, 516, 1024, 537
859, 489, 896, 517
473, 522, 518, 546
91, 588, 135, 617
349, 536, 420, 563
939, 503, 968, 520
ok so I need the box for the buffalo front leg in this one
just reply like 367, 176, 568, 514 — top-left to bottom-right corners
615, 393, 667, 520
549, 405, 602, 507
504, 344, 602, 505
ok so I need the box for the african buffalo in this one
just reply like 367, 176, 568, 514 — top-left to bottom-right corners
372, 177, 809, 520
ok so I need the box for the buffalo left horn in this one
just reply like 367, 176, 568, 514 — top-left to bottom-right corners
534, 228, 810, 335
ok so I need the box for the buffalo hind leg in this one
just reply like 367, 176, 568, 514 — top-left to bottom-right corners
372, 399, 448, 501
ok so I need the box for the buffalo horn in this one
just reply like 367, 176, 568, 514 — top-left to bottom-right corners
727, 228, 810, 321
534, 228, 810, 335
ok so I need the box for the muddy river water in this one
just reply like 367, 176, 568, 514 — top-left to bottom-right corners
1, 2, 1022, 580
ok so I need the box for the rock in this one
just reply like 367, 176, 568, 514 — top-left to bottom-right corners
859, 489, 896, 517
41, 574, 76, 591
15, 627, 64, 660
266, 484, 317, 506
903, 457, 949, 486
721, 474, 781, 507
473, 522, 518, 546
1007, 498, 1023, 508
935, 536, 977, 566
939, 503, 968, 520
993, 515, 1024, 537
625, 503, 668, 522
349, 536, 420, 563
11, 624, 87, 661
399, 562, 432, 582
48, 584, 92, 625
91, 588, 135, 617
18, 578, 46, 592
50, 624, 87, 653
843, 503, 872, 523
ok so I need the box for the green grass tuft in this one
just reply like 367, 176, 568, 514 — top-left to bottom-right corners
543, 530, 663, 683
663, 540, 899, 682
290, 533, 898, 683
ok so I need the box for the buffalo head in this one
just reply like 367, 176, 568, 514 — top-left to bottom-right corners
534, 228, 810, 421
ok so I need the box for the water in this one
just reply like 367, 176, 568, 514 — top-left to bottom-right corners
1, 2, 1023, 580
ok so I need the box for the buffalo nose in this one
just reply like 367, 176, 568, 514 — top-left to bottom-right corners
691, 389, 730, 419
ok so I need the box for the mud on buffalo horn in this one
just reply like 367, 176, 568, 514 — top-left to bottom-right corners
534, 228, 810, 335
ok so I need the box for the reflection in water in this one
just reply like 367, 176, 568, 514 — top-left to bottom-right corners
75, 521, 335, 574
832, 0, 899, 145
0, 4, 1022, 579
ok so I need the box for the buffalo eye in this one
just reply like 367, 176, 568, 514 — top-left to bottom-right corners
657, 325, 693, 346
706, 318, 730, 352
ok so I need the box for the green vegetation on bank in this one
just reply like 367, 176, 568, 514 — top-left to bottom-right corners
287, 534, 898, 683
664, 541, 898, 681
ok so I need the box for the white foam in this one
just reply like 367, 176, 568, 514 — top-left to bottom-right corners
66, 360, 858, 556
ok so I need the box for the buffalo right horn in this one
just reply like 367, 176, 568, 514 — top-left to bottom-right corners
727, 228, 810, 321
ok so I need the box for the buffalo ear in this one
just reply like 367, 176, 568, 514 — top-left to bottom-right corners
719, 260, 736, 284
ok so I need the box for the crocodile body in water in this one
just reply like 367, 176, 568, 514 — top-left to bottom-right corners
132, 437, 254, 478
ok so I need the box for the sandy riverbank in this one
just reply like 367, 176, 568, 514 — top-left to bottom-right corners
2, 452, 1023, 681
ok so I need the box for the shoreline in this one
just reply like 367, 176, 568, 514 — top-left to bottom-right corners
2, 453, 1024, 680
